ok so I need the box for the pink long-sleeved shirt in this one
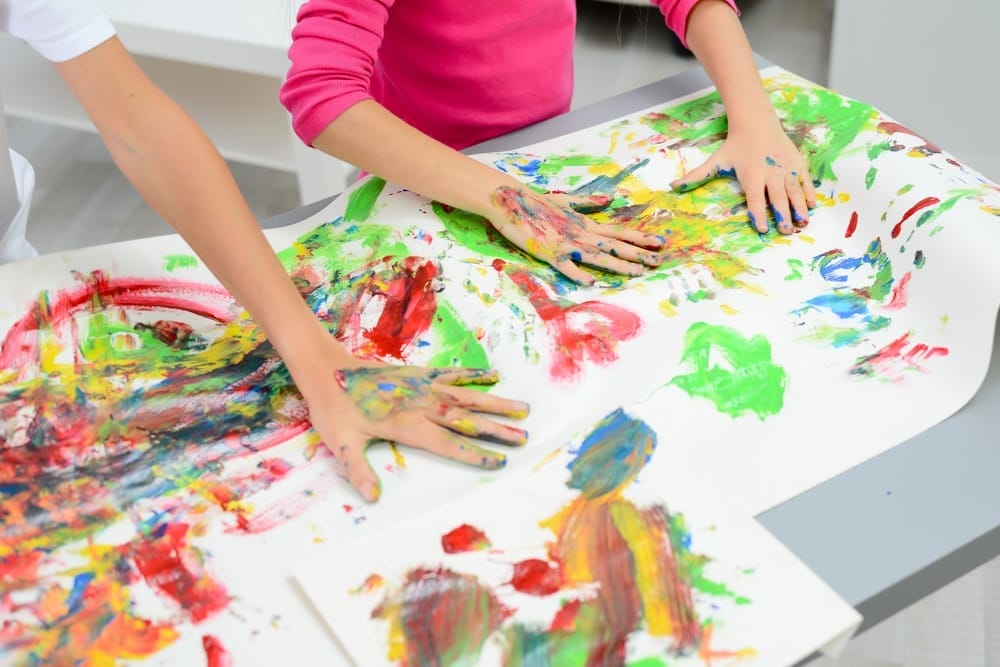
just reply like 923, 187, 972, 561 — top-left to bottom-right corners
281, 0, 738, 151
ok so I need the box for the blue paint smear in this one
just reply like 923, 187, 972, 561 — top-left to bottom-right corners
566, 408, 656, 499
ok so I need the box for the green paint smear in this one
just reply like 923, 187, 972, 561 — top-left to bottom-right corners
628, 657, 670, 667
915, 188, 980, 229
784, 258, 805, 281
669, 513, 752, 608
427, 300, 489, 370
343, 177, 386, 223
864, 238, 894, 302
642, 83, 876, 184
865, 166, 878, 190
162, 254, 198, 272
432, 201, 538, 266
670, 322, 786, 420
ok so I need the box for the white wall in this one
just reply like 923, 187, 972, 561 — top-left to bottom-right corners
829, 0, 1000, 181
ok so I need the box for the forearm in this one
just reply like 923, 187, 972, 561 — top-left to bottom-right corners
311, 100, 522, 218
685, 0, 779, 132
56, 39, 354, 388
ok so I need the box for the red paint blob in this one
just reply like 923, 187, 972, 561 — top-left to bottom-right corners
441, 524, 491, 554
202, 634, 233, 667
510, 558, 562, 596
130, 523, 229, 623
550, 598, 581, 632
845, 210, 859, 238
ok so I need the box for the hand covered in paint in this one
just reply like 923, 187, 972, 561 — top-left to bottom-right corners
305, 364, 529, 502
487, 185, 664, 285
670, 118, 817, 236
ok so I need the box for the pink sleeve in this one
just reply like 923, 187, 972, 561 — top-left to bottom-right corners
279, 0, 394, 146
652, 0, 740, 49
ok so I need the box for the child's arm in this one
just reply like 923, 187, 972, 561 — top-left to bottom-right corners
666, 0, 818, 234
311, 101, 664, 285
54, 36, 525, 501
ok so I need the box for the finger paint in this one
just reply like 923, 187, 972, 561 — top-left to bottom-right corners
669, 322, 787, 420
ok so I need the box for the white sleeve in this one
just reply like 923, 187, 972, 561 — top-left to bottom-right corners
3, 0, 116, 62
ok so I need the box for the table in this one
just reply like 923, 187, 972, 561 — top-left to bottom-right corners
261, 60, 1000, 651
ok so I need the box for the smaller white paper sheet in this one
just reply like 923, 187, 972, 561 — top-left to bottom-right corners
294, 397, 861, 667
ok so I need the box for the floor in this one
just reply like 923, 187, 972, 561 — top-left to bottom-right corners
4, 1, 995, 664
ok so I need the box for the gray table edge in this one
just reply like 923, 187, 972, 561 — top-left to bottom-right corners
261, 58, 1000, 646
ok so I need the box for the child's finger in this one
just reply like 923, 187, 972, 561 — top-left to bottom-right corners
744, 178, 770, 234
325, 437, 382, 503
551, 259, 597, 286
584, 236, 662, 267
427, 367, 499, 387
786, 170, 810, 226
405, 423, 508, 470
591, 224, 666, 250
766, 175, 794, 235
431, 384, 530, 419
426, 405, 528, 446
670, 158, 723, 193
574, 248, 645, 277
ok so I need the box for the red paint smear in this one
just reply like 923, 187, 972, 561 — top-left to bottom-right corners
854, 332, 949, 381
338, 257, 437, 361
491, 258, 507, 272
877, 121, 942, 155
129, 523, 228, 623
0, 270, 236, 372
441, 524, 491, 554
260, 458, 292, 477
510, 558, 563, 596
202, 635, 233, 667
891, 197, 939, 239
903, 343, 949, 365
845, 211, 859, 238
0, 550, 43, 585
885, 272, 911, 310
550, 599, 581, 632
509, 270, 642, 381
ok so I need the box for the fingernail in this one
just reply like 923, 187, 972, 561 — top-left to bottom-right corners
360, 481, 380, 503
485, 454, 507, 470
508, 402, 530, 419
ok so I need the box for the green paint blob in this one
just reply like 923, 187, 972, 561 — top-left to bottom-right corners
427, 301, 489, 371
627, 657, 670, 667
670, 322, 787, 420
865, 166, 878, 190
343, 177, 386, 223
162, 254, 198, 272
784, 258, 805, 281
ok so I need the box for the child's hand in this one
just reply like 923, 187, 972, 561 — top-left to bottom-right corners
670, 120, 818, 235
303, 364, 529, 503
488, 186, 665, 285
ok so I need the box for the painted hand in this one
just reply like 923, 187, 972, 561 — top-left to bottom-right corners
670, 121, 818, 235
488, 186, 665, 285
305, 364, 529, 502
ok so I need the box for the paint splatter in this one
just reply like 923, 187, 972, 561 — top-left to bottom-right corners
371, 568, 511, 666
851, 333, 949, 382
203, 635, 234, 667
163, 254, 199, 272
441, 524, 492, 554
350, 573, 386, 595
670, 323, 787, 419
